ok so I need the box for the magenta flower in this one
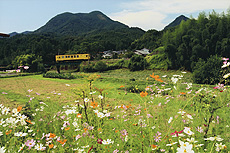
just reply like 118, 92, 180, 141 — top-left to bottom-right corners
25, 139, 35, 149
97, 138, 103, 144
170, 130, 183, 137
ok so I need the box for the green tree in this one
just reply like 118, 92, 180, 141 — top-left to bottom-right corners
128, 55, 147, 71
12, 54, 45, 72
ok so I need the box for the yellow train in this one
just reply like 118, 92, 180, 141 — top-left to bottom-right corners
55, 54, 90, 62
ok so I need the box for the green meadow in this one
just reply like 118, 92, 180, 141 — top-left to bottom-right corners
0, 69, 229, 152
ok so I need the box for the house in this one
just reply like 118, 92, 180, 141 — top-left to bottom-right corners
102, 50, 125, 58
134, 48, 150, 56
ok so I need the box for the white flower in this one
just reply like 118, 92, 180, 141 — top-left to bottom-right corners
204, 136, 223, 141
184, 127, 194, 136
65, 84, 70, 86
215, 143, 226, 152
178, 110, 186, 115
168, 117, 173, 123
35, 143, 45, 151
76, 134, 82, 141
0, 131, 3, 136
181, 71, 187, 74
105, 112, 111, 117
186, 138, 198, 143
81, 145, 89, 148
84, 98, 89, 103
17, 113, 27, 120
102, 139, 114, 145
98, 95, 103, 99
186, 114, 193, 120
28, 129, 33, 133
166, 142, 177, 146
177, 140, 194, 153
65, 109, 76, 115
93, 110, 99, 114
14, 132, 28, 137
0, 146, 6, 153
171, 77, 179, 84
18, 144, 25, 152
223, 73, 230, 79
97, 112, 105, 118
0, 119, 5, 125
1, 107, 10, 115
125, 135, 128, 142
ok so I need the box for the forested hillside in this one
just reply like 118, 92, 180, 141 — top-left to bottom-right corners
0, 27, 144, 66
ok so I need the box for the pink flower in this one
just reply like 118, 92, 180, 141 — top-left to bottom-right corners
120, 129, 128, 136
196, 126, 203, 133
147, 114, 153, 118
222, 57, 229, 61
25, 139, 35, 149
153, 131, 162, 142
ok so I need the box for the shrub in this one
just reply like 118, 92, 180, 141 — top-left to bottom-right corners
43, 72, 79, 79
94, 61, 108, 72
192, 55, 222, 84
146, 53, 170, 70
128, 55, 148, 71
80, 62, 95, 73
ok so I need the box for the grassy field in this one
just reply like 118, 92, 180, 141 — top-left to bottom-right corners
0, 69, 229, 152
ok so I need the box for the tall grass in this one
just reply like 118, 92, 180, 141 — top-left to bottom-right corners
0, 69, 229, 152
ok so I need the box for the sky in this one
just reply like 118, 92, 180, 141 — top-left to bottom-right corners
0, 0, 230, 34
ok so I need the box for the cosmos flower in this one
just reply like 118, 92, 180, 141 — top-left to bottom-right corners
183, 127, 194, 136
140, 91, 148, 97
25, 139, 36, 149
204, 135, 223, 141
102, 139, 114, 145
14, 132, 28, 137
177, 140, 194, 153
168, 117, 173, 123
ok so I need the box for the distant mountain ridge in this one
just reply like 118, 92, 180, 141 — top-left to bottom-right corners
164, 15, 189, 30
7, 12, 189, 37
34, 11, 129, 36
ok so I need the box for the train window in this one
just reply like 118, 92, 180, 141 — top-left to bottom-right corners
71, 56, 73, 58
74, 56, 76, 58
86, 55, 88, 57
65, 56, 67, 58
68, 56, 70, 58
62, 56, 64, 58
77, 55, 79, 58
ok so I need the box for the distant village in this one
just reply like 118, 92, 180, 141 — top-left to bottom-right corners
101, 48, 151, 58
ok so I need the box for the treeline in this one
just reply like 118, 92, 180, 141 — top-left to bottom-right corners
162, 11, 230, 71
0, 27, 144, 66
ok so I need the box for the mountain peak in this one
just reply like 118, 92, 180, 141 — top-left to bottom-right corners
164, 15, 189, 30
35, 11, 128, 36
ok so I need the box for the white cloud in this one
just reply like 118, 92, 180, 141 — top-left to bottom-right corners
110, 0, 230, 30
110, 10, 166, 31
